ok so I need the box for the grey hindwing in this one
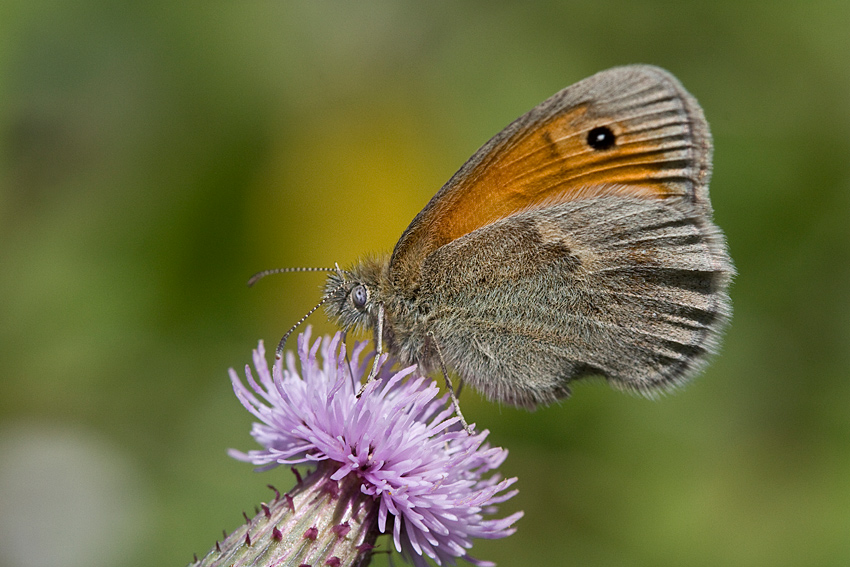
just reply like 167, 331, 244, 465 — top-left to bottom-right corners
418, 195, 733, 407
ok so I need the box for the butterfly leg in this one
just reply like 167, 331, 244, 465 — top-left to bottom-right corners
429, 332, 473, 434
340, 330, 356, 382
357, 302, 385, 397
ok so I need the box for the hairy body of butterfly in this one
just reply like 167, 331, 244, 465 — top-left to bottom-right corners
324, 65, 733, 408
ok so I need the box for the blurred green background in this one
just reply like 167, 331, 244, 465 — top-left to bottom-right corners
1, 2, 849, 566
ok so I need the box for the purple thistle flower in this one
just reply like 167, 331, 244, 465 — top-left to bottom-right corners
225, 329, 522, 567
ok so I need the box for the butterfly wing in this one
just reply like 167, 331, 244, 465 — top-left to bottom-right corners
389, 65, 715, 293
416, 195, 732, 407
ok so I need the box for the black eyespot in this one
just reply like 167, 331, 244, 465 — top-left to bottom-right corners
587, 126, 616, 150
350, 284, 368, 309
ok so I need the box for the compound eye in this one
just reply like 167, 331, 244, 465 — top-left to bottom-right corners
350, 285, 368, 309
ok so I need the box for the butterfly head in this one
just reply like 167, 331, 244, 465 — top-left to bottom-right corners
323, 256, 388, 335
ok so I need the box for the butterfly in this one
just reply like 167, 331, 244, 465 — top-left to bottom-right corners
311, 65, 733, 421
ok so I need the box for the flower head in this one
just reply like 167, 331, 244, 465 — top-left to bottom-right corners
229, 329, 522, 566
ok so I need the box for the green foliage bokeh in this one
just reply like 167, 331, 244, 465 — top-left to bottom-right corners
1, 2, 849, 566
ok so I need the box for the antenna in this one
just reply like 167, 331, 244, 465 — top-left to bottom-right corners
274, 281, 348, 359
245, 265, 348, 360
247, 267, 336, 288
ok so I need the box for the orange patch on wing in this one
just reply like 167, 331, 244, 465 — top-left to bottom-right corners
424, 106, 685, 250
